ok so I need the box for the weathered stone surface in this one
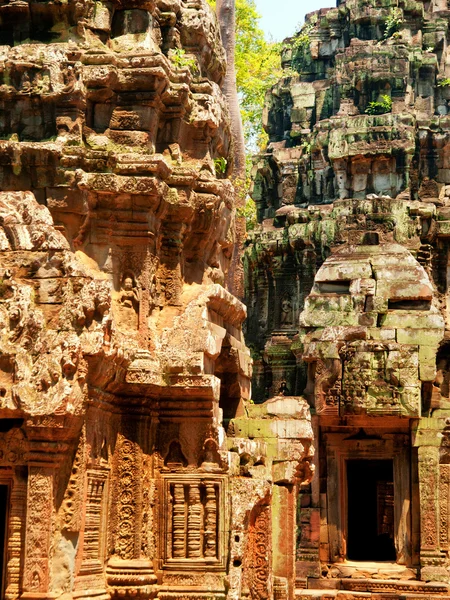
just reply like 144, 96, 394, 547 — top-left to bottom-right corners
0, 2, 315, 600
245, 0, 450, 596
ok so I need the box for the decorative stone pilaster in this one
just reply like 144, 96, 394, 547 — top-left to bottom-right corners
21, 465, 55, 600
5, 467, 27, 600
73, 467, 109, 600
246, 501, 271, 600
415, 421, 448, 582
439, 464, 450, 550
106, 435, 156, 599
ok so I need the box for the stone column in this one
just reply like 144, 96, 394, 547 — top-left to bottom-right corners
106, 435, 156, 595
415, 420, 448, 581
21, 465, 56, 600
5, 467, 27, 600
73, 467, 109, 600
272, 484, 295, 600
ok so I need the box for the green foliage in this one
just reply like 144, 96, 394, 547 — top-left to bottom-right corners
438, 78, 450, 87
170, 49, 198, 74
292, 23, 313, 53
234, 0, 282, 152
237, 198, 257, 231
207, 0, 282, 218
300, 140, 312, 154
365, 94, 392, 115
383, 8, 403, 39
214, 156, 228, 175
207, 0, 281, 153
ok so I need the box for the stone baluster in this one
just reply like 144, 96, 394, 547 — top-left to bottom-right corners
172, 484, 186, 558
187, 484, 202, 558
204, 482, 217, 558
167, 489, 173, 559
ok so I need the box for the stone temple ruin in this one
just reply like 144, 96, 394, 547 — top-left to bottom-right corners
248, 0, 450, 596
2, 0, 450, 599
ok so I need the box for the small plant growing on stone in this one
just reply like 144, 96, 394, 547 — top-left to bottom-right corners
366, 94, 393, 115
170, 49, 199, 74
300, 140, 312, 154
438, 78, 450, 87
214, 157, 227, 176
293, 23, 313, 53
383, 8, 403, 39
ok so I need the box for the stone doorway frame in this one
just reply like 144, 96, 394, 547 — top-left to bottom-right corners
0, 467, 20, 600
0, 476, 11, 599
324, 432, 412, 566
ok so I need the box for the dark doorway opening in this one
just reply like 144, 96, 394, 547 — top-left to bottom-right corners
0, 485, 8, 595
347, 459, 396, 561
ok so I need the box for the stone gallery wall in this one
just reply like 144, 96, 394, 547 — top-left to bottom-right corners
246, 0, 450, 597
0, 1, 314, 600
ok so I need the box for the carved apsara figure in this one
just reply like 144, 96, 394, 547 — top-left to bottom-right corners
280, 294, 293, 327
120, 275, 139, 311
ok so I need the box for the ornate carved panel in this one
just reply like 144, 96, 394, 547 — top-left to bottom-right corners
23, 466, 54, 595
419, 447, 439, 552
109, 434, 150, 561
246, 502, 271, 600
439, 464, 450, 551
161, 475, 227, 571
314, 358, 341, 415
